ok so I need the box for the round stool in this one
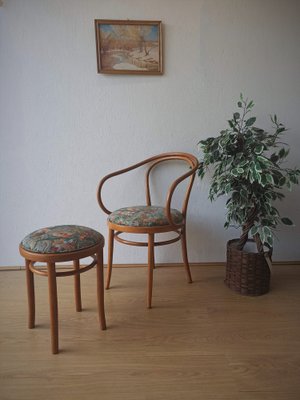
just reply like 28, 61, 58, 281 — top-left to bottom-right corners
19, 225, 107, 354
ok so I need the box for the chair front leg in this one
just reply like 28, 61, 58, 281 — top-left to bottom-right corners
147, 233, 155, 309
106, 228, 114, 289
181, 227, 193, 283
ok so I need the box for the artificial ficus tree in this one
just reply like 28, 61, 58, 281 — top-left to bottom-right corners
198, 95, 300, 253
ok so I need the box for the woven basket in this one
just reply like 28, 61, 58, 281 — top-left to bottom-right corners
225, 239, 271, 296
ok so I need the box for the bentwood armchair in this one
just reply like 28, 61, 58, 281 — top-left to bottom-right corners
97, 152, 199, 308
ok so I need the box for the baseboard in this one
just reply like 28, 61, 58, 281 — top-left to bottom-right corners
1, 260, 299, 271
1, 263, 224, 271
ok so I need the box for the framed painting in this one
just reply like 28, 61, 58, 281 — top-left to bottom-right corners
95, 19, 163, 75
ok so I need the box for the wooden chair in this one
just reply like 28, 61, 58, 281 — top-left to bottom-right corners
97, 152, 199, 308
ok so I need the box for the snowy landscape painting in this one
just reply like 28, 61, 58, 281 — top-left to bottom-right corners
95, 20, 162, 74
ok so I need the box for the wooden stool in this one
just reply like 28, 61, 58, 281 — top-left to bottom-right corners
19, 225, 106, 354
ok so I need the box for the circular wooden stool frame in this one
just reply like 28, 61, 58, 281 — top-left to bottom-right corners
19, 242, 106, 354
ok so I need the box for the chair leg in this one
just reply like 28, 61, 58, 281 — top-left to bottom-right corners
147, 233, 155, 309
47, 262, 59, 354
73, 259, 82, 312
106, 228, 114, 290
181, 227, 193, 283
25, 260, 35, 329
96, 250, 107, 330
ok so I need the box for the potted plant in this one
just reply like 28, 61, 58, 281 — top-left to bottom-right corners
198, 94, 300, 295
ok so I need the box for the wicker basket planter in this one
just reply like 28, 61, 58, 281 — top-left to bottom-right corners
225, 239, 272, 296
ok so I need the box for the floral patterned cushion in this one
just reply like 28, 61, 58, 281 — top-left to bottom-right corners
108, 206, 183, 227
20, 225, 104, 254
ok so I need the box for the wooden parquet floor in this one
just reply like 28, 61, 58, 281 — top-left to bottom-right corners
0, 264, 300, 399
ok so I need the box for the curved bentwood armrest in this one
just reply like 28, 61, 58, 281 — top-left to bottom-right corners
97, 155, 157, 215
97, 152, 199, 229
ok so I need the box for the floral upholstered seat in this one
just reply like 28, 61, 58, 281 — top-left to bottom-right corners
20, 225, 104, 254
108, 206, 184, 227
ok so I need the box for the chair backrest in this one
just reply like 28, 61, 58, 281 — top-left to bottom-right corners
144, 153, 199, 218
97, 152, 199, 225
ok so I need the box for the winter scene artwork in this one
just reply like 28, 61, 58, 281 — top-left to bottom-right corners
95, 20, 162, 75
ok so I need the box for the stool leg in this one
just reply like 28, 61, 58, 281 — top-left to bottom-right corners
47, 262, 59, 354
73, 259, 82, 312
25, 259, 35, 329
147, 234, 155, 309
96, 250, 106, 330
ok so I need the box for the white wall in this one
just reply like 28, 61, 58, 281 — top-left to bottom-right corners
1, 0, 300, 266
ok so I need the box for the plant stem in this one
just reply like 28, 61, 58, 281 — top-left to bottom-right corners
254, 233, 264, 253
236, 205, 258, 251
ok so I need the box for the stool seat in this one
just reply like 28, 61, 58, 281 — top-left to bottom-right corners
20, 225, 104, 254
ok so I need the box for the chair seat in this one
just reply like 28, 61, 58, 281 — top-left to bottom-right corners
20, 225, 104, 254
108, 206, 184, 227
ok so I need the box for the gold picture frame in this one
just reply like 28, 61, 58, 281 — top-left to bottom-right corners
95, 19, 163, 75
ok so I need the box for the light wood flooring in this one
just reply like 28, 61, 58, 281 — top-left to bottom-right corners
1, 264, 300, 400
